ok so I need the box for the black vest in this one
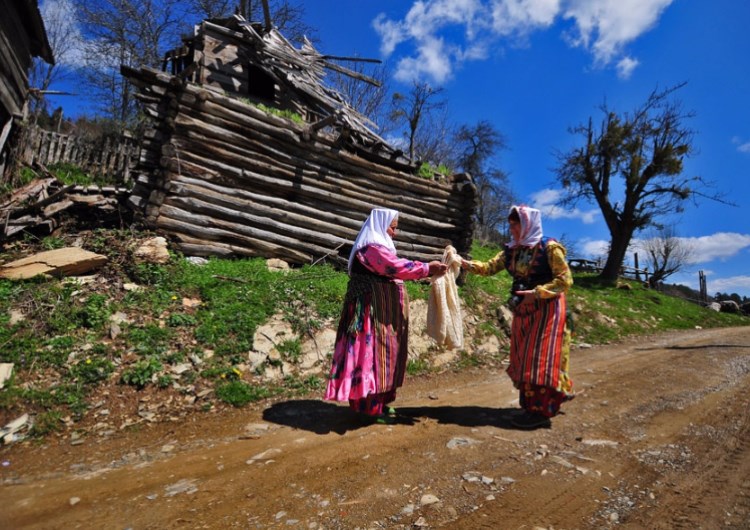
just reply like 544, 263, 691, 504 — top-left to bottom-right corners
504, 237, 555, 288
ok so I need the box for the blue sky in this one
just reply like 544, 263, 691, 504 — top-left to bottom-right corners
43, 0, 750, 297
300, 0, 750, 298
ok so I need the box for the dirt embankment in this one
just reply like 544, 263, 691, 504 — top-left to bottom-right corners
2, 326, 750, 529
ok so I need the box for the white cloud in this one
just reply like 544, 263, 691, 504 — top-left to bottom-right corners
616, 56, 639, 79
731, 136, 750, 153
562, 0, 674, 65
491, 0, 560, 36
394, 36, 455, 83
681, 233, 750, 263
374, 0, 486, 83
374, 0, 673, 83
372, 14, 407, 57
628, 233, 750, 265
707, 275, 750, 297
40, 0, 86, 68
530, 188, 600, 223
580, 238, 609, 258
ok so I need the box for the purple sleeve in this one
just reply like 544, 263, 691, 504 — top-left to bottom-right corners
357, 245, 430, 280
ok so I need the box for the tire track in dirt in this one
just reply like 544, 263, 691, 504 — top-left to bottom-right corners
2, 327, 750, 529
437, 328, 750, 529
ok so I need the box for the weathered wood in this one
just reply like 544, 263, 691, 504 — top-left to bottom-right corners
121, 14, 476, 266
166, 177, 453, 250
321, 61, 382, 87
162, 150, 460, 236
170, 104, 462, 209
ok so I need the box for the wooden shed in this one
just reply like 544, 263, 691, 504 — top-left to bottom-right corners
122, 15, 477, 267
0, 0, 53, 175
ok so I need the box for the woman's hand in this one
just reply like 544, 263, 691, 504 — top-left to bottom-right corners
515, 289, 538, 305
428, 261, 448, 277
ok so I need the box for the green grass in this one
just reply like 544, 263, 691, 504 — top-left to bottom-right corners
0, 232, 747, 437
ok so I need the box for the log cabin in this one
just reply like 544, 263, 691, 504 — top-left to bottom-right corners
122, 14, 477, 267
0, 0, 54, 177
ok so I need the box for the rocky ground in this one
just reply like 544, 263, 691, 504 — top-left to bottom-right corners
2, 325, 750, 529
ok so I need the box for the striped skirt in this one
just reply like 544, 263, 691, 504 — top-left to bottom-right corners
507, 294, 571, 393
325, 276, 409, 402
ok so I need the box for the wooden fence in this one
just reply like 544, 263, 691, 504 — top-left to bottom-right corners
568, 258, 651, 283
18, 125, 139, 184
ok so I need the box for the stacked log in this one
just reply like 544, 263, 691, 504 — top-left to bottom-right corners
121, 67, 476, 267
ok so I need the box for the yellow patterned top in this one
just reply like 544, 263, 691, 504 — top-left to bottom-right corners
464, 240, 573, 299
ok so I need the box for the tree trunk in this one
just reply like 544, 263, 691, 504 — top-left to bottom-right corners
600, 228, 633, 282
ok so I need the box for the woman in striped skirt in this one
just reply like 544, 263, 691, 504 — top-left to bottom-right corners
325, 208, 447, 424
461, 205, 574, 429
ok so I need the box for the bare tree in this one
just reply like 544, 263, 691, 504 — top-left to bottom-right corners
74, 0, 185, 126
389, 81, 445, 163
29, 0, 83, 120
188, 0, 234, 19
324, 59, 390, 132
412, 107, 456, 167
453, 121, 514, 242
554, 84, 725, 282
637, 226, 695, 287
190, 0, 317, 44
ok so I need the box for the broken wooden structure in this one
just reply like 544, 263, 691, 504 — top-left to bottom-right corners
0, 174, 131, 240
0, 0, 53, 177
121, 14, 476, 267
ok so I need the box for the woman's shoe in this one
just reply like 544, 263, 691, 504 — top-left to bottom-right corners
386, 406, 397, 416
373, 414, 397, 425
511, 412, 551, 430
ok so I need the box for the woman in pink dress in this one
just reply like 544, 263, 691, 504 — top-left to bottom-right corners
324, 208, 447, 424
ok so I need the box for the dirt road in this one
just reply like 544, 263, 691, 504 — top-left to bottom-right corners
3, 326, 750, 529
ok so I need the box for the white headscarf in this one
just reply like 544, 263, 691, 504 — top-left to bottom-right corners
348, 208, 398, 272
508, 205, 543, 248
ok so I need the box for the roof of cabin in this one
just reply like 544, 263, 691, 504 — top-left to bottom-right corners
176, 14, 408, 165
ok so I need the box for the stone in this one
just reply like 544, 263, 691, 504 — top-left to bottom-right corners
133, 237, 170, 264
0, 248, 107, 280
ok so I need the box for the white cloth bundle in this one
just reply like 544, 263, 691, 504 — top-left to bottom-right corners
426, 245, 464, 350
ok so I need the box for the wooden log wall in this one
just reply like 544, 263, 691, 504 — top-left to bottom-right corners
123, 66, 476, 267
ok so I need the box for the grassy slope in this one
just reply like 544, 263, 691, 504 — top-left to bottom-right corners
1, 233, 747, 435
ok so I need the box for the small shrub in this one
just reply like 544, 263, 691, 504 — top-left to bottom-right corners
167, 313, 197, 327
417, 161, 452, 178
76, 294, 110, 329
48, 162, 95, 186
31, 410, 63, 436
120, 357, 163, 388
41, 236, 66, 250
283, 375, 323, 395
130, 262, 171, 286
40, 335, 75, 366
215, 380, 271, 407
277, 339, 302, 364
70, 357, 114, 385
407, 358, 430, 375
156, 374, 173, 388
126, 324, 172, 357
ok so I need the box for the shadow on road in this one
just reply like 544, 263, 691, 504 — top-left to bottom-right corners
263, 400, 522, 433
262, 399, 418, 435
396, 405, 520, 429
